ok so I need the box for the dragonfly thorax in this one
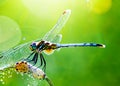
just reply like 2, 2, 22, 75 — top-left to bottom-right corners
29, 41, 57, 52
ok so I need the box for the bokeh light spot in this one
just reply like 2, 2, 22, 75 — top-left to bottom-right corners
22, 0, 69, 18
0, 16, 21, 51
87, 0, 112, 14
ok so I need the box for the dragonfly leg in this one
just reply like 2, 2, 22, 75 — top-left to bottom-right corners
40, 53, 46, 72
26, 53, 38, 66
37, 53, 43, 68
24, 52, 34, 61
32, 53, 38, 66
30, 53, 38, 65
40, 54, 43, 66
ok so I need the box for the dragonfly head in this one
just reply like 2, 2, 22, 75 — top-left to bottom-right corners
30, 42, 37, 51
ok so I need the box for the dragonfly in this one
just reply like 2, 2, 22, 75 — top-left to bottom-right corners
0, 9, 105, 72
25, 9, 105, 71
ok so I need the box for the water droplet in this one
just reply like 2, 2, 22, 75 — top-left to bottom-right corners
16, 72, 19, 75
7, 70, 11, 74
0, 79, 3, 82
2, 76, 5, 79
22, 37, 26, 41
2, 81, 5, 84
8, 75, 12, 78
0, 79, 5, 84
27, 84, 30, 86
2, 72, 5, 75
20, 73, 24, 76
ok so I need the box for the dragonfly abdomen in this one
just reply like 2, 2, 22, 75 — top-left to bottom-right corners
56, 43, 105, 48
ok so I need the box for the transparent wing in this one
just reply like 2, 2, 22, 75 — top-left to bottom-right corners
0, 42, 32, 70
42, 9, 71, 42
43, 34, 62, 54
51, 34, 62, 43
52, 34, 62, 52
0, 9, 71, 70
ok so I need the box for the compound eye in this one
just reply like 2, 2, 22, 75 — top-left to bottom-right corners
29, 42, 37, 51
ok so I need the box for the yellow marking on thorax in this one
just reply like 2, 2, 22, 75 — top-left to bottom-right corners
43, 43, 57, 55
44, 49, 54, 55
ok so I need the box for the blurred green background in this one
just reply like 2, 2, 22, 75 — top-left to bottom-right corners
0, 0, 120, 86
